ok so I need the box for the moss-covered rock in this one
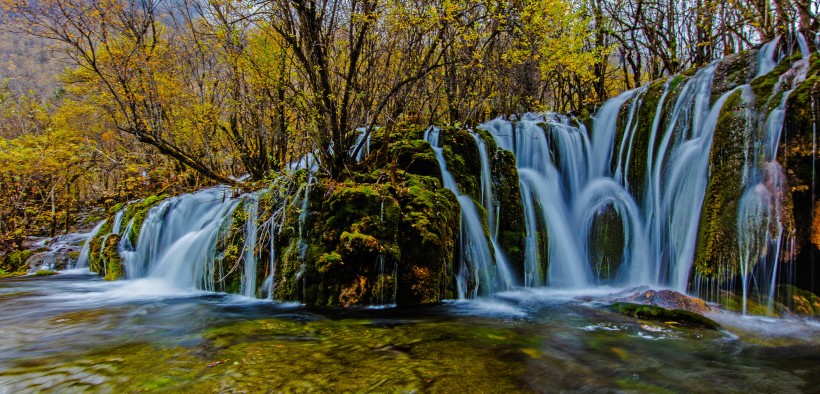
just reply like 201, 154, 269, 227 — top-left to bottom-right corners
492, 147, 526, 281
694, 89, 748, 278
587, 206, 625, 281
610, 302, 720, 329
712, 50, 756, 99
273, 168, 460, 307
86, 194, 167, 280
439, 126, 482, 200
776, 285, 820, 316
0, 250, 33, 274
102, 234, 124, 281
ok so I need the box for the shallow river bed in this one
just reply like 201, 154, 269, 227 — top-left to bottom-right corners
1, 271, 818, 392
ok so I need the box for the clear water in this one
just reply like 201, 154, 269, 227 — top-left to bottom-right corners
0, 272, 818, 392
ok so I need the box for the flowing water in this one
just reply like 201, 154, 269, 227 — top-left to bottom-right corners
425, 127, 503, 297
0, 272, 818, 392
479, 63, 731, 292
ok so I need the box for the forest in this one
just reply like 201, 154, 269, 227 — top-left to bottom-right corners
1, 0, 816, 250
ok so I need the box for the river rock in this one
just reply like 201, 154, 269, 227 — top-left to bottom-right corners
612, 288, 712, 314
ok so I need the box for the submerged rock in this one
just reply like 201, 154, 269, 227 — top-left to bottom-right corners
610, 302, 720, 329
617, 289, 712, 314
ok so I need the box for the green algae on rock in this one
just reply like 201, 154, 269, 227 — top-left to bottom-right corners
610, 302, 720, 329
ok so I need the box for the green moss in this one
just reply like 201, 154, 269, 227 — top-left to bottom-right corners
776, 285, 820, 316
103, 234, 124, 281
714, 290, 778, 316
694, 89, 748, 277
0, 250, 33, 274
750, 53, 803, 99
108, 203, 124, 215
493, 149, 526, 280
712, 50, 755, 99
34, 269, 58, 276
212, 200, 247, 295
272, 167, 460, 306
587, 207, 625, 281
439, 126, 481, 199
122, 195, 167, 246
610, 302, 720, 329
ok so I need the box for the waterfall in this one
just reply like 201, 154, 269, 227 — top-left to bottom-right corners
75, 220, 107, 269
76, 38, 810, 309
732, 58, 803, 313
757, 36, 782, 77
111, 210, 125, 235
128, 187, 243, 289
241, 194, 260, 298
352, 128, 371, 162
479, 62, 736, 291
425, 127, 506, 297
471, 132, 514, 290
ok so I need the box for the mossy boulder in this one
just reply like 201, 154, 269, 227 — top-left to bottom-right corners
0, 249, 33, 275
694, 89, 748, 278
712, 50, 756, 99
616, 289, 712, 314
438, 126, 482, 199
212, 200, 248, 295
587, 206, 625, 281
776, 285, 820, 316
492, 147, 526, 281
86, 194, 167, 280
610, 302, 720, 329
274, 170, 459, 307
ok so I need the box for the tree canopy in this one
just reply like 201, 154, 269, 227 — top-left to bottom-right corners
0, 0, 817, 243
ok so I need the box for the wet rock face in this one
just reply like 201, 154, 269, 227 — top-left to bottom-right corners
617, 289, 712, 314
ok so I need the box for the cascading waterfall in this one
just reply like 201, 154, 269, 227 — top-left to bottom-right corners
75, 220, 107, 268
480, 62, 736, 291
241, 194, 260, 298
424, 127, 510, 297
757, 36, 783, 77
731, 43, 811, 313
471, 132, 514, 290
128, 187, 244, 290
78, 39, 812, 308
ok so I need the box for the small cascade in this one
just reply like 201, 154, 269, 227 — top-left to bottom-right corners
75, 220, 107, 268
129, 187, 244, 289
111, 210, 125, 235
614, 85, 649, 188
425, 127, 504, 297
118, 218, 137, 274
797, 32, 811, 60
757, 36, 782, 77
264, 219, 277, 299
241, 194, 260, 298
731, 60, 803, 313
297, 175, 314, 259
352, 128, 371, 162
471, 132, 514, 290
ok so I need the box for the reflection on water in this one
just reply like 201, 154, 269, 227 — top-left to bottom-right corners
0, 272, 818, 392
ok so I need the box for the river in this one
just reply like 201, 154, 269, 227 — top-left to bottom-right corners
1, 270, 818, 392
